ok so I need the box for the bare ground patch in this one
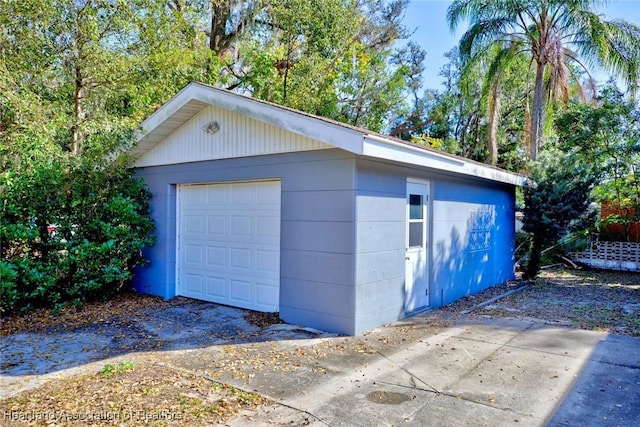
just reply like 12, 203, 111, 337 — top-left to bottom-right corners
1, 359, 267, 426
441, 268, 640, 336
0, 293, 176, 337
0, 294, 280, 425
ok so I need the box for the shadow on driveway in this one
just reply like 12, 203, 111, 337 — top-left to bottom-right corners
548, 333, 640, 426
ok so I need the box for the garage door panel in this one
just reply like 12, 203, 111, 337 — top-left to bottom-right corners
206, 276, 227, 298
230, 184, 254, 203
206, 246, 226, 267
183, 188, 205, 205
256, 282, 279, 307
206, 186, 227, 204
185, 244, 204, 265
178, 181, 280, 312
230, 279, 252, 303
207, 215, 227, 236
184, 215, 205, 234
230, 216, 253, 237
184, 273, 204, 293
257, 184, 280, 204
257, 216, 279, 239
257, 250, 278, 272
230, 248, 252, 269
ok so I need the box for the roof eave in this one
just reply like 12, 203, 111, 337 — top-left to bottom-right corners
133, 82, 527, 187
362, 134, 527, 187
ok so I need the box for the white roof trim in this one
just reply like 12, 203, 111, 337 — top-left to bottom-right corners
134, 82, 526, 186
362, 134, 525, 186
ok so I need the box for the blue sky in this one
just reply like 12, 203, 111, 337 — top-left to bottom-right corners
405, 0, 640, 91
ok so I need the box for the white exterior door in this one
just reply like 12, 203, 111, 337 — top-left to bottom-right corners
405, 180, 429, 313
177, 181, 281, 312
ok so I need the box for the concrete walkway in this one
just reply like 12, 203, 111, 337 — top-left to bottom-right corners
161, 315, 640, 426
2, 301, 640, 426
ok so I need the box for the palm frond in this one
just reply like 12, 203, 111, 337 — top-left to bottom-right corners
481, 41, 523, 99
447, 0, 484, 31
573, 12, 640, 93
459, 17, 524, 63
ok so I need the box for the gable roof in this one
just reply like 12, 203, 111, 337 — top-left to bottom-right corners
134, 82, 526, 186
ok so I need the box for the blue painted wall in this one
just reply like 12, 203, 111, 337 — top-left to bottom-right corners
431, 178, 516, 306
351, 158, 516, 334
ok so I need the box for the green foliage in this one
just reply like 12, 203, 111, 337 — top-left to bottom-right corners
410, 135, 447, 151
521, 150, 598, 279
393, 47, 530, 172
448, 0, 640, 161
0, 156, 156, 314
0, 0, 421, 315
0, 261, 19, 312
237, 0, 415, 132
554, 82, 640, 240
521, 82, 639, 276
100, 361, 136, 378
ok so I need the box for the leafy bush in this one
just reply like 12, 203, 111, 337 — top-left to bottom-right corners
555, 84, 640, 242
0, 261, 19, 312
0, 156, 155, 314
521, 150, 598, 279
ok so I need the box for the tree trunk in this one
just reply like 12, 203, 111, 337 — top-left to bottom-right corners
524, 235, 543, 280
487, 80, 501, 165
281, 36, 296, 105
530, 60, 546, 161
209, 1, 227, 53
71, 67, 85, 156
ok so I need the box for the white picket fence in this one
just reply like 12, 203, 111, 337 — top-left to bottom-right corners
568, 241, 640, 272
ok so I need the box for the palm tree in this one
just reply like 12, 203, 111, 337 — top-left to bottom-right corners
448, 0, 640, 161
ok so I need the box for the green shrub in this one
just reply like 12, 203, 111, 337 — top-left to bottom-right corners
522, 150, 597, 279
0, 157, 155, 315
0, 261, 19, 313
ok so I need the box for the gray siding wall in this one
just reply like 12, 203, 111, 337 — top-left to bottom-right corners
354, 160, 407, 334
135, 149, 359, 334
353, 158, 516, 334
136, 150, 515, 336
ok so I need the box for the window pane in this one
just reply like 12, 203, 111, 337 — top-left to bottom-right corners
409, 194, 423, 219
409, 222, 423, 247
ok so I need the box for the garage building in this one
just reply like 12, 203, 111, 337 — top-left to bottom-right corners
132, 82, 525, 335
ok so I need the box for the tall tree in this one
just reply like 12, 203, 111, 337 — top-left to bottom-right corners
554, 82, 640, 241
522, 149, 598, 278
417, 48, 485, 161
235, 0, 415, 132
0, 0, 213, 156
207, 0, 261, 55
387, 42, 429, 139
448, 0, 640, 161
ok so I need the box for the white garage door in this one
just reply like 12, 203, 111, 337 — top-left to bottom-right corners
177, 181, 281, 312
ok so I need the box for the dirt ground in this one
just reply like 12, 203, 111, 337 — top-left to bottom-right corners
1, 267, 639, 425
0, 295, 283, 426
442, 268, 640, 336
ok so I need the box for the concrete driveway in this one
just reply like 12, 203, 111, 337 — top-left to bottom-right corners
166, 315, 640, 426
2, 299, 640, 426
